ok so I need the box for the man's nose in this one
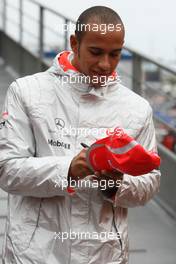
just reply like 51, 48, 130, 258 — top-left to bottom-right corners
98, 55, 111, 71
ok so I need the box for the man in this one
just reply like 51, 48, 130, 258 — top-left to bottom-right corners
0, 6, 160, 264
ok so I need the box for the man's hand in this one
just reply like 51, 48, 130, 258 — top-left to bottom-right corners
93, 170, 123, 198
68, 149, 93, 181
68, 150, 123, 198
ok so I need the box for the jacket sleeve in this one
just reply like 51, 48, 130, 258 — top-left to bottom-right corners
0, 81, 73, 197
109, 105, 161, 208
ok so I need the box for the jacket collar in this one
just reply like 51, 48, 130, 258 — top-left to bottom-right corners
48, 51, 120, 98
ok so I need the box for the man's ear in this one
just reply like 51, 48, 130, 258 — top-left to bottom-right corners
70, 34, 79, 54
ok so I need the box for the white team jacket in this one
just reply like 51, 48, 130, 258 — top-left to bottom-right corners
0, 52, 160, 264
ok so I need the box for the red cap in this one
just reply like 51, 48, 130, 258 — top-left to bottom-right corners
86, 127, 161, 176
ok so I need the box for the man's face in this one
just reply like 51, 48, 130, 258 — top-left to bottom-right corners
70, 22, 125, 87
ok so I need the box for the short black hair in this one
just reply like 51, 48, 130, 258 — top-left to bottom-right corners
75, 6, 124, 43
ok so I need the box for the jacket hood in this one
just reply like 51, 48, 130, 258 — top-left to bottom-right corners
47, 51, 120, 97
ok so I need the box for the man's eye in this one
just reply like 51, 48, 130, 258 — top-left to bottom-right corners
110, 53, 120, 57
90, 51, 101, 56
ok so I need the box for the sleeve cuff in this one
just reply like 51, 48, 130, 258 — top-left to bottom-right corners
54, 156, 73, 192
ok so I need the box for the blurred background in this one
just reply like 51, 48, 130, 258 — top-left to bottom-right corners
0, 1, 176, 263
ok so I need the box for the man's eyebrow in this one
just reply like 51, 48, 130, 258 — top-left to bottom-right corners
88, 47, 102, 51
88, 47, 122, 52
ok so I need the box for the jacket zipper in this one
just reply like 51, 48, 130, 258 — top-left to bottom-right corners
111, 205, 123, 251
